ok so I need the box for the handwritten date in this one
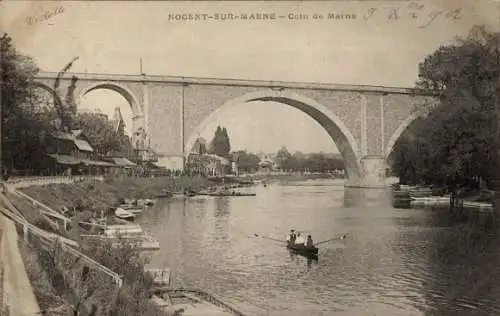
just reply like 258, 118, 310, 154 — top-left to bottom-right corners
363, 1, 462, 28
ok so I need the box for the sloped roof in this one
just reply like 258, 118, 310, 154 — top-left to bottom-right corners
73, 139, 94, 152
52, 131, 94, 152
48, 154, 82, 165
111, 157, 137, 167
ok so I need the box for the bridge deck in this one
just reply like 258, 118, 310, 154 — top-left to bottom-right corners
35, 71, 438, 95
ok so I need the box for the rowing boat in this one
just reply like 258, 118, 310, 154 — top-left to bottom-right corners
286, 241, 319, 258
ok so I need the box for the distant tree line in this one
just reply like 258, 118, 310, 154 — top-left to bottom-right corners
193, 127, 345, 174
273, 146, 344, 173
390, 25, 500, 190
232, 147, 345, 173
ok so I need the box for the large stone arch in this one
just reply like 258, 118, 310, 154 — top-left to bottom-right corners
78, 81, 141, 116
385, 109, 426, 158
184, 90, 362, 185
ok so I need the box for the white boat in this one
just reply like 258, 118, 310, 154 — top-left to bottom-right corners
411, 196, 450, 203
462, 201, 493, 211
114, 208, 135, 221
119, 204, 144, 214
137, 199, 155, 206
146, 268, 172, 286
87, 224, 160, 250
104, 224, 143, 237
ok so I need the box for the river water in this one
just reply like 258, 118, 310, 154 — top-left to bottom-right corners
139, 179, 500, 316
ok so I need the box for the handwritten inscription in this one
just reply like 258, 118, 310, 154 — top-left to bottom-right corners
25, 6, 65, 26
363, 1, 462, 28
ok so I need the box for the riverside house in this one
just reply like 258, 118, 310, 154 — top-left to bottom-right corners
187, 153, 230, 176
45, 129, 115, 176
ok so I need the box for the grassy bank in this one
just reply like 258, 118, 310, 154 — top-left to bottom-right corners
20, 176, 214, 212
10, 176, 224, 316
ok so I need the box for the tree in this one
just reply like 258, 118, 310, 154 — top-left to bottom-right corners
209, 126, 231, 158
233, 150, 260, 173
0, 33, 55, 175
221, 127, 231, 157
392, 25, 500, 188
73, 112, 123, 156
275, 147, 292, 171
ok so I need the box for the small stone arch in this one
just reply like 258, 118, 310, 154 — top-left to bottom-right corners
78, 81, 141, 116
184, 90, 362, 184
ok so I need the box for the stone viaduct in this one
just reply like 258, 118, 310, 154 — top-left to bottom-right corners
34, 72, 438, 188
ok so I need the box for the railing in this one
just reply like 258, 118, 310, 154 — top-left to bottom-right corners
0, 194, 123, 288
5, 175, 104, 188
166, 288, 249, 316
13, 189, 72, 230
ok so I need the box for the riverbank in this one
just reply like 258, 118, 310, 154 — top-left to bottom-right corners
238, 172, 340, 182
9, 176, 233, 315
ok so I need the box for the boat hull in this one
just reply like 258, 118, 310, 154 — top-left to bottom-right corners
286, 242, 319, 258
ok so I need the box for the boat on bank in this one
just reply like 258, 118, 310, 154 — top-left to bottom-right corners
200, 191, 256, 197
119, 204, 144, 214
137, 198, 155, 206
411, 196, 450, 207
114, 207, 135, 221
82, 224, 160, 250
152, 288, 249, 316
155, 190, 173, 198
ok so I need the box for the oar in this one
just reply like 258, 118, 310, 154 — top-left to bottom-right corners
315, 234, 349, 246
253, 233, 287, 244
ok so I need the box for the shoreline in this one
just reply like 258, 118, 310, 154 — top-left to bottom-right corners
10, 175, 248, 315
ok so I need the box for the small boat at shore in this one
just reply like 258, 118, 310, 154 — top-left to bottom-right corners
152, 288, 249, 316
155, 190, 173, 198
82, 224, 160, 250
114, 208, 135, 221
119, 204, 144, 214
137, 198, 155, 206
200, 191, 256, 197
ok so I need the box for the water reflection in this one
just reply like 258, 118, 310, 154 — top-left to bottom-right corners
422, 219, 500, 315
343, 187, 391, 208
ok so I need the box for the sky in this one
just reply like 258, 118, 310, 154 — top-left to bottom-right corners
1, 0, 498, 154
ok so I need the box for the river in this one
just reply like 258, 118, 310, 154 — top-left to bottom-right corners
139, 179, 500, 316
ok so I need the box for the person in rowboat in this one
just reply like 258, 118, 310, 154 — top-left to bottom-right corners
295, 232, 305, 245
306, 235, 314, 248
288, 229, 297, 245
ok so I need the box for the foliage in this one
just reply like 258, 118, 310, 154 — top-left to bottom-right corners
209, 126, 231, 159
73, 112, 125, 155
273, 147, 344, 172
391, 25, 500, 187
53, 56, 79, 132
82, 237, 164, 316
0, 33, 56, 175
232, 150, 260, 173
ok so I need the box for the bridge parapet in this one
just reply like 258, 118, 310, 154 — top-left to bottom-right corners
35, 71, 439, 95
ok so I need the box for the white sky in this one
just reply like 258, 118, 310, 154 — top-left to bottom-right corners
2, 0, 497, 153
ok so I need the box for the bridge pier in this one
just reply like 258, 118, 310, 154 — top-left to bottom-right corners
345, 156, 387, 189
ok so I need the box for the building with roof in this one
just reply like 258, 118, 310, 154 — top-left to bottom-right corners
186, 152, 230, 176
45, 130, 115, 175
